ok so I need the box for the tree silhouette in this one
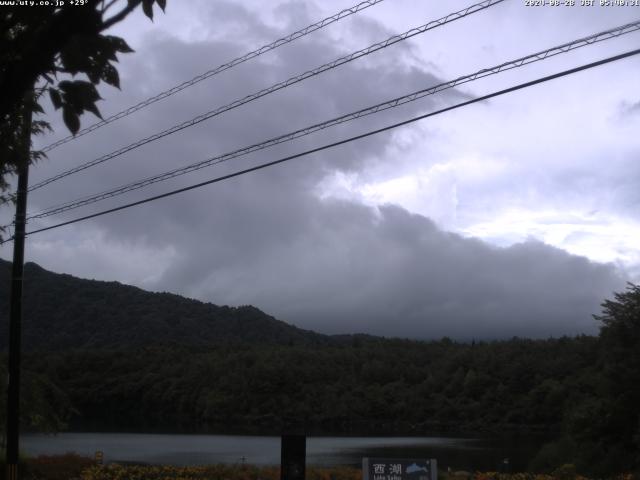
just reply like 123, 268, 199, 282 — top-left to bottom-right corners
0, 0, 167, 200
592, 283, 640, 472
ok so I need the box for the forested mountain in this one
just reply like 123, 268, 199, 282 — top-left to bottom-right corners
0, 259, 638, 475
0, 259, 327, 350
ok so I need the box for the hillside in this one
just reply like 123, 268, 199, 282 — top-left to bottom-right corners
1, 260, 638, 475
0, 259, 327, 350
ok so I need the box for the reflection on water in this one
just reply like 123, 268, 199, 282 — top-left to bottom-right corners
22, 433, 542, 471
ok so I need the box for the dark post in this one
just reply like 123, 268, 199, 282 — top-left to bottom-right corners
280, 434, 306, 480
5, 95, 32, 480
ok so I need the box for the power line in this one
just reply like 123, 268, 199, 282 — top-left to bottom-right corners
8, 47, 638, 243
39, 0, 388, 153
27, 0, 505, 193
26, 19, 640, 221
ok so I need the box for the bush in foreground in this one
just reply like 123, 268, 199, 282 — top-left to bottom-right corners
0, 453, 94, 480
79, 465, 637, 480
2, 460, 634, 480
27, 453, 95, 480
80, 464, 361, 480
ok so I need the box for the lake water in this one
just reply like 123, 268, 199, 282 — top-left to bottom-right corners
22, 433, 544, 471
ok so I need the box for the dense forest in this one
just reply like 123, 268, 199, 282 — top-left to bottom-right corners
15, 337, 597, 435
0, 261, 638, 475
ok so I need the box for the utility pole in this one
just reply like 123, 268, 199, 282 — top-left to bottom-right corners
5, 93, 32, 480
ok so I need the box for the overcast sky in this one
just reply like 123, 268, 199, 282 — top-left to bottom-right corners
2, 0, 639, 339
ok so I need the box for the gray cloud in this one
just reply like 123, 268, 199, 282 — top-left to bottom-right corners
620, 100, 640, 117
144, 199, 624, 339
2, 0, 632, 341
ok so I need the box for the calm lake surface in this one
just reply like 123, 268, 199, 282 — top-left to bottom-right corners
22, 433, 544, 471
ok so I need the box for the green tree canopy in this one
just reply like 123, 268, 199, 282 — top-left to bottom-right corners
0, 0, 166, 200
593, 283, 640, 471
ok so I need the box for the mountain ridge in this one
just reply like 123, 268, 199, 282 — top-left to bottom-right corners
0, 259, 330, 350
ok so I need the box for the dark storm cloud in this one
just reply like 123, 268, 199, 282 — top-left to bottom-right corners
18, 1, 628, 340
148, 199, 623, 340
27, 6, 458, 225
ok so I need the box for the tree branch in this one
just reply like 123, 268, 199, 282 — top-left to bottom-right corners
101, 0, 120, 15
102, 0, 142, 30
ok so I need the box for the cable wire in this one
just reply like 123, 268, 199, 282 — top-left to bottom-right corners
5, 47, 636, 244
40, 0, 388, 153
26, 19, 640, 221
28, 0, 505, 192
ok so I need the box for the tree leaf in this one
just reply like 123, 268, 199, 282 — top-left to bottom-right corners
101, 64, 120, 89
59, 80, 102, 104
58, 80, 103, 119
86, 67, 101, 84
84, 102, 103, 119
142, 0, 154, 20
62, 106, 80, 135
59, 36, 90, 74
156, 0, 166, 11
95, 34, 118, 61
49, 88, 62, 110
105, 35, 134, 54
31, 102, 45, 114
30, 149, 47, 163
31, 119, 52, 135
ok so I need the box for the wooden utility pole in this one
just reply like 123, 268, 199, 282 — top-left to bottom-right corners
5, 94, 32, 480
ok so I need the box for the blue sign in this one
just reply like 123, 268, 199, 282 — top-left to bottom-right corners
363, 458, 437, 480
